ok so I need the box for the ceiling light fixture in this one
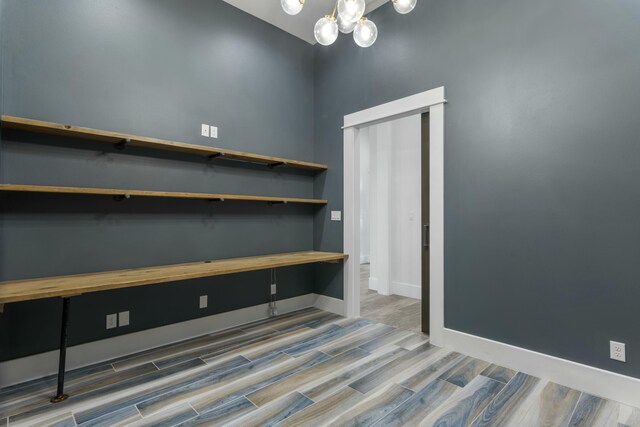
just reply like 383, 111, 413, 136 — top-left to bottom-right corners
281, 0, 417, 48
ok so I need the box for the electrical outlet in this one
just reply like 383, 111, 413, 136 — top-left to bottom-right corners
331, 211, 342, 221
199, 295, 208, 309
210, 126, 218, 138
106, 313, 117, 329
118, 311, 130, 327
270, 284, 277, 295
610, 340, 626, 362
201, 124, 210, 137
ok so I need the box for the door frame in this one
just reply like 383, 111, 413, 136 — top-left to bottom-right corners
343, 87, 446, 346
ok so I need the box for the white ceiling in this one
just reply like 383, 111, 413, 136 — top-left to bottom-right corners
223, 0, 389, 44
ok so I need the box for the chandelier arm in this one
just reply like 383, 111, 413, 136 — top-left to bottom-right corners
331, 0, 339, 19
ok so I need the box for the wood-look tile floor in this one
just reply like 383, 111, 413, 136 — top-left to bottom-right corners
360, 264, 422, 333
1, 308, 639, 426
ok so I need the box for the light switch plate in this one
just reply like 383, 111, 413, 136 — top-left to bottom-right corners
118, 311, 130, 327
201, 124, 210, 137
199, 295, 208, 309
106, 313, 117, 329
331, 211, 342, 221
210, 126, 218, 138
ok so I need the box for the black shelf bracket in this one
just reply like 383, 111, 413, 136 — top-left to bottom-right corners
113, 194, 130, 202
114, 138, 131, 151
50, 297, 71, 403
208, 198, 225, 202
267, 162, 286, 169
268, 200, 288, 206
207, 153, 224, 161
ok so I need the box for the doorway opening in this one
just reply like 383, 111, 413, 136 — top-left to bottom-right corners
357, 114, 427, 333
342, 87, 445, 345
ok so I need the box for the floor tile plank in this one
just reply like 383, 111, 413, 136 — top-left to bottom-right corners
152, 329, 280, 369
480, 364, 517, 384
72, 357, 246, 425
358, 327, 414, 353
469, 372, 541, 426
567, 392, 620, 427
400, 351, 464, 392
241, 324, 344, 361
133, 353, 291, 417
327, 383, 414, 427
127, 403, 197, 427
247, 347, 369, 407
373, 379, 460, 426
77, 405, 140, 427
419, 375, 505, 426
302, 346, 407, 402
8, 359, 205, 425
228, 392, 313, 426
277, 387, 365, 427
349, 342, 438, 394
189, 351, 330, 415
283, 319, 373, 357
111, 328, 246, 372
438, 356, 492, 388
516, 381, 581, 427
174, 397, 256, 426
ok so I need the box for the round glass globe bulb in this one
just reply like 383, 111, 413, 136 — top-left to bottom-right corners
338, 15, 357, 34
281, 0, 304, 15
392, 0, 417, 14
353, 18, 377, 48
314, 16, 339, 46
338, 0, 366, 23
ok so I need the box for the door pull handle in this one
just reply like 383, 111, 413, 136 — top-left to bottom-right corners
423, 224, 429, 248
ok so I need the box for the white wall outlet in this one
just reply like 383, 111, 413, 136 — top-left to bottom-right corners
199, 295, 208, 309
210, 126, 218, 138
610, 341, 626, 362
270, 284, 277, 295
201, 124, 210, 137
106, 313, 117, 329
118, 311, 130, 327
331, 211, 342, 221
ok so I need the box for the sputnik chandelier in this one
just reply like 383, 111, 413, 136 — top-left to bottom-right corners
281, 0, 417, 47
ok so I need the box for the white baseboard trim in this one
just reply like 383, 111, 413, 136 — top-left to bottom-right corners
313, 294, 346, 316
0, 294, 317, 388
368, 276, 379, 292
391, 281, 421, 300
444, 328, 640, 408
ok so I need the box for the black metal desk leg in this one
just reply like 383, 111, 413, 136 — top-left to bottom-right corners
51, 297, 70, 403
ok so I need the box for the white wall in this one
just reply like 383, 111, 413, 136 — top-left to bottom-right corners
359, 139, 371, 264
359, 114, 422, 299
389, 115, 422, 299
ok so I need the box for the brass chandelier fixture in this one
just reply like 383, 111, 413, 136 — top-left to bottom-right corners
281, 0, 417, 47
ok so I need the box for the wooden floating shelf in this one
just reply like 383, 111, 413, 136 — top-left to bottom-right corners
1, 115, 328, 172
0, 251, 348, 304
0, 184, 327, 205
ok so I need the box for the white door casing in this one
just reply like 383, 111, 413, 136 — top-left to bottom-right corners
343, 87, 446, 346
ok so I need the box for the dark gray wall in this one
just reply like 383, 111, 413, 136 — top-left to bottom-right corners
313, 0, 640, 378
0, 0, 318, 361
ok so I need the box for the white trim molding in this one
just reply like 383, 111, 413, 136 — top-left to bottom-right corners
391, 281, 421, 300
444, 328, 640, 408
343, 87, 446, 346
313, 294, 346, 316
0, 294, 320, 388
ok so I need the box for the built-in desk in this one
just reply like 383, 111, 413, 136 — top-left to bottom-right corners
0, 251, 348, 402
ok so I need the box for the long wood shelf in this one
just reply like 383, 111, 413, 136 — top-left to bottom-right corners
0, 184, 327, 205
1, 115, 328, 172
0, 251, 348, 304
